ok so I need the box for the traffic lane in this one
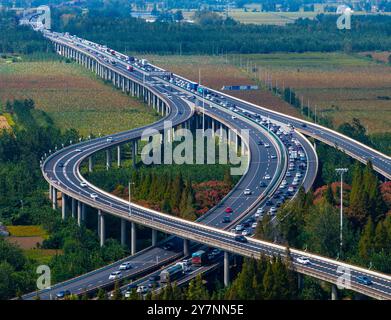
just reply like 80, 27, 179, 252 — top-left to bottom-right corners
24, 245, 182, 300
198, 108, 281, 226
233, 100, 391, 176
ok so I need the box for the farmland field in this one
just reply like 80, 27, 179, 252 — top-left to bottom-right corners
226, 52, 391, 134
0, 58, 160, 135
226, 10, 318, 25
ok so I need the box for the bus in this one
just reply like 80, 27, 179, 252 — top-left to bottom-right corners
159, 264, 183, 283
191, 250, 208, 267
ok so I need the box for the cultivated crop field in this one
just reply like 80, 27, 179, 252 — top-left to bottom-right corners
231, 52, 391, 133
226, 10, 318, 25
0, 59, 160, 135
144, 54, 301, 118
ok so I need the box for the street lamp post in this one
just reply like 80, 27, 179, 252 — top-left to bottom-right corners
335, 168, 348, 256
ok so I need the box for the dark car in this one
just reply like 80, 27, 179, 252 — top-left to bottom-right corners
56, 290, 71, 299
266, 200, 273, 206
149, 275, 160, 282
357, 275, 372, 285
301, 123, 307, 127
257, 141, 263, 145
58, 162, 65, 168
260, 181, 267, 188
222, 216, 231, 223
234, 235, 247, 243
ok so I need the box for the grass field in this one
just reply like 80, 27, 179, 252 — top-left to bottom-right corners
227, 52, 391, 133
6, 225, 48, 238
24, 249, 61, 265
0, 58, 160, 135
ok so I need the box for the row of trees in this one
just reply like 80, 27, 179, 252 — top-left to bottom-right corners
255, 160, 390, 273
0, 11, 49, 54
87, 165, 234, 221
0, 100, 128, 298
54, 11, 391, 54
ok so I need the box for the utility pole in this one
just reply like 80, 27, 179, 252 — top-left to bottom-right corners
335, 168, 348, 256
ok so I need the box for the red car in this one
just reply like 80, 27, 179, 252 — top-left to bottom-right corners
225, 207, 233, 213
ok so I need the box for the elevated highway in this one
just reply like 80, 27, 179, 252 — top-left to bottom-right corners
21, 27, 391, 300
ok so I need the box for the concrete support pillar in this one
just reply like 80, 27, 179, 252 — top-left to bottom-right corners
61, 194, 66, 220
52, 188, 57, 210
117, 145, 121, 167
71, 198, 76, 218
82, 203, 86, 221
152, 229, 157, 246
331, 284, 338, 300
49, 185, 52, 201
224, 251, 230, 287
121, 218, 126, 247
131, 222, 137, 255
132, 140, 137, 168
88, 156, 93, 172
99, 210, 105, 247
298, 273, 303, 290
106, 149, 111, 171
183, 239, 189, 256
77, 201, 83, 226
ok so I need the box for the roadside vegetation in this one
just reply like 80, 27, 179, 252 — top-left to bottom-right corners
0, 99, 128, 299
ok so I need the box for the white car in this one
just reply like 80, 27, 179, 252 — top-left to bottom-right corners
231, 115, 237, 120
90, 193, 98, 200
80, 181, 88, 188
296, 256, 311, 265
264, 143, 270, 148
270, 155, 277, 159
119, 262, 132, 270
108, 271, 122, 280
269, 207, 277, 215
235, 224, 244, 231
244, 188, 252, 195
106, 137, 113, 143
242, 229, 251, 236
264, 174, 271, 180
251, 222, 258, 228
256, 207, 264, 214
75, 148, 82, 152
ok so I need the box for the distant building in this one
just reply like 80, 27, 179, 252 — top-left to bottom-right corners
336, 5, 353, 14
